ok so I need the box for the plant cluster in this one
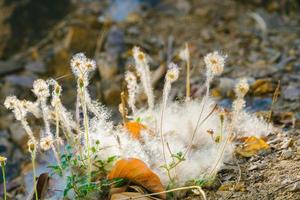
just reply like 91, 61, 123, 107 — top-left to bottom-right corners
4, 45, 273, 199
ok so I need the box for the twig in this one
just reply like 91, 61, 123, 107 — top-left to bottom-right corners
269, 179, 300, 195
121, 185, 206, 200
268, 80, 280, 123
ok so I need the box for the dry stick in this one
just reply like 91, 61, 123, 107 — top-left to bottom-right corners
184, 103, 217, 157
268, 80, 280, 123
269, 179, 300, 195
121, 186, 206, 200
121, 91, 128, 124
185, 43, 191, 101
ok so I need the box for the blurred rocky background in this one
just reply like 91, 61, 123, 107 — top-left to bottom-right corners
0, 0, 299, 199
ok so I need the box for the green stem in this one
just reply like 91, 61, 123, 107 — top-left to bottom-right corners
80, 88, 91, 183
1, 164, 6, 200
31, 152, 38, 200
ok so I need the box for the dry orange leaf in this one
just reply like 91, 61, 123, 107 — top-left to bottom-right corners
125, 121, 147, 139
108, 158, 166, 199
236, 136, 269, 157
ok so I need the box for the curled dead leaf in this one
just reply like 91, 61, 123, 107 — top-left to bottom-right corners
236, 136, 269, 157
108, 158, 166, 199
125, 121, 147, 139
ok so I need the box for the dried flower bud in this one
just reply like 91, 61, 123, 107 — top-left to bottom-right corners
27, 139, 37, 153
204, 51, 226, 76
234, 78, 249, 98
32, 79, 50, 99
133, 46, 147, 65
40, 135, 54, 151
206, 129, 214, 135
0, 155, 7, 165
166, 63, 179, 83
179, 46, 190, 62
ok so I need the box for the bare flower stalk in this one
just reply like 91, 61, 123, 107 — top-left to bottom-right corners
125, 71, 138, 115
0, 156, 7, 200
132, 46, 154, 110
160, 63, 179, 180
70, 52, 97, 182
179, 43, 191, 101
28, 140, 38, 200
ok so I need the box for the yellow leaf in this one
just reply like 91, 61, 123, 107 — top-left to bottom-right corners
236, 136, 269, 157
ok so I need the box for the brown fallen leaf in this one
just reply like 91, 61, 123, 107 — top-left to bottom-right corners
108, 158, 166, 199
125, 122, 147, 139
36, 173, 50, 200
236, 136, 269, 157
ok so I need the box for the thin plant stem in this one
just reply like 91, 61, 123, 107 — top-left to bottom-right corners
160, 82, 170, 173
184, 102, 217, 157
55, 107, 61, 160
31, 151, 38, 200
51, 144, 62, 169
1, 164, 6, 200
185, 43, 191, 101
121, 185, 206, 200
208, 132, 231, 177
80, 88, 92, 183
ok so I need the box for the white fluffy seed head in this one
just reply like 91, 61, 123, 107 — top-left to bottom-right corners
204, 51, 226, 76
132, 46, 148, 69
166, 63, 179, 83
125, 71, 138, 113
32, 79, 50, 99
40, 135, 54, 151
4, 96, 31, 120
4, 96, 18, 109
179, 46, 190, 62
70, 53, 96, 78
234, 78, 249, 98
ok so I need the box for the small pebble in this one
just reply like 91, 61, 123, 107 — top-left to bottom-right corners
289, 182, 300, 192
281, 148, 294, 159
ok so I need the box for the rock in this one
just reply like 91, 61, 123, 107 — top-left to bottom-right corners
281, 148, 294, 159
5, 72, 38, 88
0, 60, 23, 76
105, 26, 125, 63
280, 138, 293, 149
67, 25, 98, 56
283, 86, 300, 101
9, 123, 28, 147
289, 182, 300, 192
25, 60, 46, 74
